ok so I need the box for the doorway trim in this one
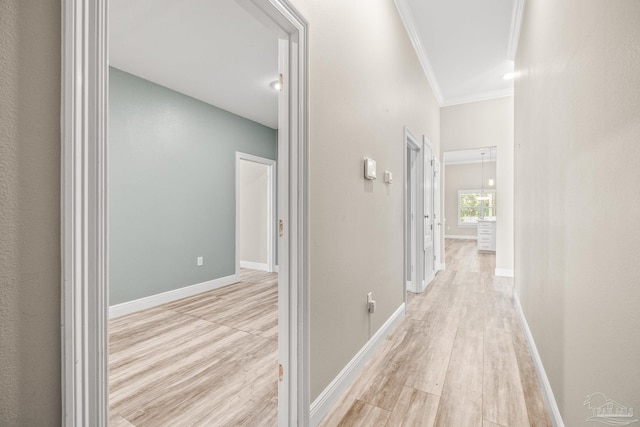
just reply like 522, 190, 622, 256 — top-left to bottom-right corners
236, 152, 277, 273
403, 126, 423, 298
60, 0, 309, 426
422, 135, 435, 290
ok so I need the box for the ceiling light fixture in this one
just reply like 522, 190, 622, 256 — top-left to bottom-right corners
502, 72, 516, 80
270, 80, 282, 91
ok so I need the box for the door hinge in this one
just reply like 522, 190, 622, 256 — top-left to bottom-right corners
278, 363, 284, 381
279, 220, 284, 237
279, 73, 284, 89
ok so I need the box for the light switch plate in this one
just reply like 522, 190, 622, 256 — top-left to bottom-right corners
364, 158, 376, 180
384, 171, 393, 183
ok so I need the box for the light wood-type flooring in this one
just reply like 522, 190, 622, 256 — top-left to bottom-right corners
109, 269, 278, 427
320, 239, 551, 427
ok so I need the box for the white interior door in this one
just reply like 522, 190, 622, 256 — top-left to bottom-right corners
423, 140, 435, 287
406, 147, 418, 291
433, 158, 442, 271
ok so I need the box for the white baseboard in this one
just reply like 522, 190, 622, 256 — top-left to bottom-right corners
239, 260, 270, 271
109, 274, 240, 319
445, 234, 477, 240
310, 303, 406, 426
514, 294, 565, 427
495, 268, 514, 277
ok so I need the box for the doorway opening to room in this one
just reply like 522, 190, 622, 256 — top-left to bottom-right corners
106, 1, 282, 425
404, 128, 422, 297
441, 147, 497, 274
236, 153, 277, 274
61, 0, 309, 426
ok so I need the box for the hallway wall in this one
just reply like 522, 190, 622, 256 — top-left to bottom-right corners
441, 97, 514, 274
515, 0, 640, 424
0, 0, 61, 424
291, 0, 441, 401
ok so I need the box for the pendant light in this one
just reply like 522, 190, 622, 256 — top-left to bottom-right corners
477, 151, 490, 201
488, 147, 495, 186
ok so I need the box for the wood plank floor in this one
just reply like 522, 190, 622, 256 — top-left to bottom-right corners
320, 239, 551, 427
109, 269, 278, 427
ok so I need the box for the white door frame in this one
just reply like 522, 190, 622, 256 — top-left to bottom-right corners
422, 136, 434, 290
433, 157, 443, 271
403, 127, 423, 297
60, 1, 309, 426
236, 152, 277, 273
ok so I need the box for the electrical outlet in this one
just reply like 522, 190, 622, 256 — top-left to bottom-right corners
197, 256, 204, 266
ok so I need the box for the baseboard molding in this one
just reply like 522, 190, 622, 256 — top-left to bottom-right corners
109, 274, 240, 319
445, 234, 477, 240
514, 294, 565, 427
495, 268, 514, 278
239, 260, 270, 271
310, 303, 406, 426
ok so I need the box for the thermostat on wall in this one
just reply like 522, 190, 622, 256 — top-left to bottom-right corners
364, 158, 377, 180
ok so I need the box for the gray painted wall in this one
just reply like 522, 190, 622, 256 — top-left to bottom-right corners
109, 67, 277, 305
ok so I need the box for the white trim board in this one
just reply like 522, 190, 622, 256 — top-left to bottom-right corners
507, 0, 526, 60
240, 261, 270, 271
309, 303, 406, 427
441, 88, 513, 108
109, 274, 240, 319
495, 268, 514, 278
514, 294, 565, 427
445, 235, 478, 240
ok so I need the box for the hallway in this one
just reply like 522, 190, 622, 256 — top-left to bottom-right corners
320, 239, 551, 426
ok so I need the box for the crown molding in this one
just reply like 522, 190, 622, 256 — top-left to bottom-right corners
441, 87, 514, 107
507, 0, 526, 60
394, 0, 444, 106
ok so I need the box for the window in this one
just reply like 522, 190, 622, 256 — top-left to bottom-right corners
458, 189, 496, 226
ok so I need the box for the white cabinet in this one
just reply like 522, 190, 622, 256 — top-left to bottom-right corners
477, 220, 496, 252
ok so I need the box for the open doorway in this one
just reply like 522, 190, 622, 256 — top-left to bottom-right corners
236, 153, 277, 274
404, 128, 422, 296
442, 147, 497, 273
61, 0, 309, 425
107, 0, 283, 424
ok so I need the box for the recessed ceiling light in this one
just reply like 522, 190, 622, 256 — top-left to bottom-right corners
503, 72, 517, 80
270, 80, 282, 91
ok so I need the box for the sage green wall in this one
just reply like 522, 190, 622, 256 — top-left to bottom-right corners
515, 0, 640, 424
0, 0, 61, 424
109, 67, 277, 305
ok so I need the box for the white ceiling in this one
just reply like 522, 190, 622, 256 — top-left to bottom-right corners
396, 0, 523, 106
110, 0, 523, 128
444, 147, 497, 165
110, 0, 279, 129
